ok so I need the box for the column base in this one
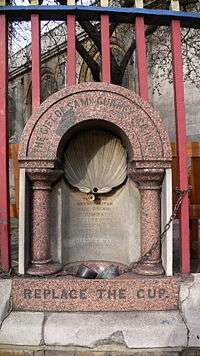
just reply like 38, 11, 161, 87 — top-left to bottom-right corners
27, 262, 62, 276
133, 260, 164, 276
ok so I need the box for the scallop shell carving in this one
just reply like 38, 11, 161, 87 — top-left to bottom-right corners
63, 130, 127, 194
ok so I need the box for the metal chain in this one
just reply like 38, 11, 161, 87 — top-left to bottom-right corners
130, 185, 192, 269
160, 186, 192, 241
0, 266, 14, 278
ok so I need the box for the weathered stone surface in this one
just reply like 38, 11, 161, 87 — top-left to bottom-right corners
61, 179, 140, 266
12, 276, 179, 312
44, 311, 187, 348
0, 279, 12, 325
0, 312, 44, 345
180, 274, 200, 347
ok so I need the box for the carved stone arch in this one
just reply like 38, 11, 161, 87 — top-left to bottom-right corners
19, 82, 171, 168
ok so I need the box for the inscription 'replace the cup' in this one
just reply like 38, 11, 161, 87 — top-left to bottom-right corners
23, 287, 168, 301
12, 278, 179, 311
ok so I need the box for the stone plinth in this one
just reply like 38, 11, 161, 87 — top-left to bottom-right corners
12, 275, 180, 312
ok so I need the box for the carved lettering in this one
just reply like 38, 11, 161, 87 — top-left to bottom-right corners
32, 94, 134, 152
80, 289, 88, 300
159, 289, 167, 298
137, 289, 145, 299
107, 289, 117, 299
119, 289, 126, 299
44, 289, 51, 299
69, 289, 78, 299
52, 289, 60, 299
96, 288, 127, 300
34, 289, 42, 299
148, 288, 156, 299
16, 281, 178, 311
24, 289, 32, 299
96, 289, 107, 299
22, 286, 170, 301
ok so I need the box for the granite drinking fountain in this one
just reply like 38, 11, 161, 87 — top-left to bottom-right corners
12, 82, 179, 312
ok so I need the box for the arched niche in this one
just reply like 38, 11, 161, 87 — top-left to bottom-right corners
18, 82, 172, 277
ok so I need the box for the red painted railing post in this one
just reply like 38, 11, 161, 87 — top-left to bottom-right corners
31, 2, 41, 111
135, 15, 149, 101
66, 0, 76, 86
171, 19, 190, 274
0, 8, 10, 272
134, 1, 148, 101
101, 0, 111, 83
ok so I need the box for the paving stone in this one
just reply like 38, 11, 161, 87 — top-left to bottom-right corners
44, 311, 187, 349
0, 279, 12, 325
44, 351, 180, 356
181, 350, 200, 356
0, 312, 44, 345
180, 274, 200, 347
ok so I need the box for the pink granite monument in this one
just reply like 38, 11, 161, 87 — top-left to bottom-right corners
14, 82, 178, 312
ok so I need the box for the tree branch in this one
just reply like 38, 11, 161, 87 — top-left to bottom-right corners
119, 24, 158, 78
78, 20, 101, 51
76, 38, 100, 81
78, 19, 121, 81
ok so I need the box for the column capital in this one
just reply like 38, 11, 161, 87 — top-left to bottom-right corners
27, 168, 63, 187
128, 167, 164, 190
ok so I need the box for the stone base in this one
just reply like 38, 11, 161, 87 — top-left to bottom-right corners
12, 274, 180, 312
26, 262, 62, 276
132, 260, 165, 276
2, 274, 199, 350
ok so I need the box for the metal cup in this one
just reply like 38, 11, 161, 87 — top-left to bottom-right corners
97, 265, 120, 279
76, 265, 98, 279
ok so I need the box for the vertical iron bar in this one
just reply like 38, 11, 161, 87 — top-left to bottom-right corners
101, 0, 110, 82
0, 12, 10, 272
66, 0, 76, 86
171, 19, 190, 274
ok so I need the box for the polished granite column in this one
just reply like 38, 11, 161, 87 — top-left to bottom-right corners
27, 169, 63, 276
130, 168, 165, 276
